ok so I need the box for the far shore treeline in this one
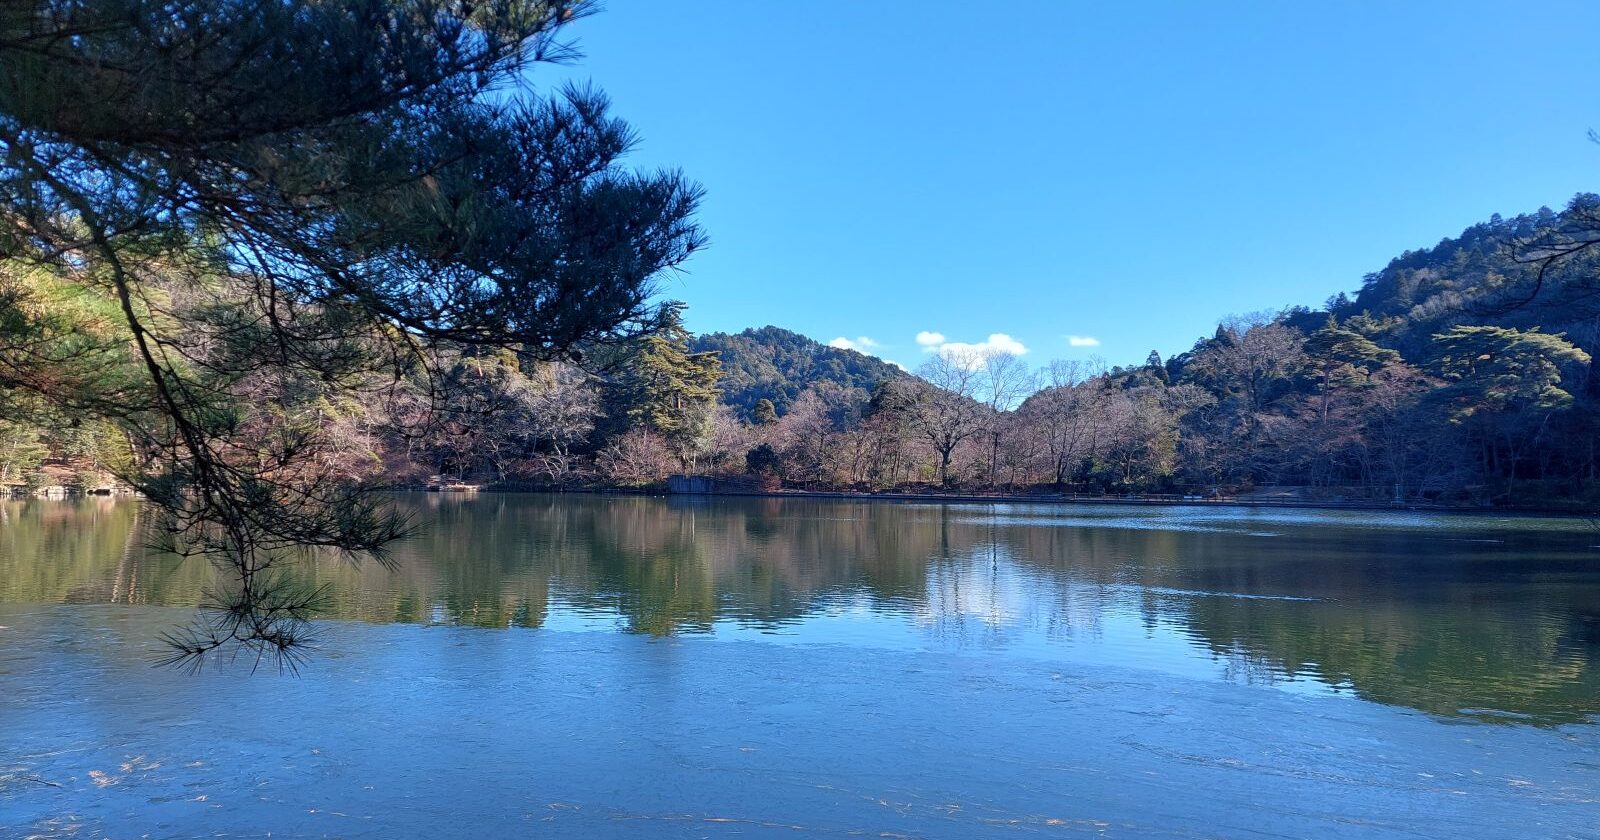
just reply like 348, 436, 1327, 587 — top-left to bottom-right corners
8, 198, 1600, 510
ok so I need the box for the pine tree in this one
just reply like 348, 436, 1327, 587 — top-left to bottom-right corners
1305, 316, 1403, 419
0, 1, 704, 666
1430, 326, 1590, 419
1429, 325, 1591, 499
1144, 350, 1169, 384
753, 398, 779, 425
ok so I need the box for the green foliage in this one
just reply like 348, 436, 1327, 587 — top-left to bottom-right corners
1340, 196, 1600, 356
752, 398, 779, 425
612, 302, 721, 468
0, 419, 49, 488
0, 265, 146, 407
1305, 317, 1403, 392
1429, 326, 1591, 420
1143, 350, 1169, 384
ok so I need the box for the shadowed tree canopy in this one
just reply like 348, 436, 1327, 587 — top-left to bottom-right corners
0, 0, 704, 667
752, 398, 778, 425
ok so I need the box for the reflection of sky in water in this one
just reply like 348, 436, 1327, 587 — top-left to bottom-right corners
539, 540, 1382, 705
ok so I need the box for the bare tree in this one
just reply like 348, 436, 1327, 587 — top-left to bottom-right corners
1181, 318, 1307, 483
705, 403, 758, 475
596, 429, 674, 486
525, 362, 601, 482
889, 350, 994, 485
977, 350, 1032, 484
1013, 359, 1110, 488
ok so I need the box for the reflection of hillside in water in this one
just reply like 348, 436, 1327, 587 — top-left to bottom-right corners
2, 495, 1597, 724
984, 510, 1600, 725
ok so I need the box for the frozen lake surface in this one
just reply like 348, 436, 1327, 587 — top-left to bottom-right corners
2, 494, 1598, 837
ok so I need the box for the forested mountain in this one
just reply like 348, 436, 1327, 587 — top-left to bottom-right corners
1325, 198, 1600, 363
690, 326, 907, 419
1113, 193, 1600, 505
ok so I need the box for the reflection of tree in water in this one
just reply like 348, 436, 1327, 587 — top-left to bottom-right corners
2, 498, 208, 607
993, 519, 1600, 726
5, 496, 1599, 723
938, 512, 1600, 725
549, 496, 952, 635
1176, 596, 1600, 726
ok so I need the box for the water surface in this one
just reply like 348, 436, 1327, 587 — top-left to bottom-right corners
2, 494, 1598, 837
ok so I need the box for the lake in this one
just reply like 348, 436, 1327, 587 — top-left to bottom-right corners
2, 493, 1598, 837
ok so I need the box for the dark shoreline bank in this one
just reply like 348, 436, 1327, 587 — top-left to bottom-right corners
12, 484, 1590, 519
426, 484, 1600, 519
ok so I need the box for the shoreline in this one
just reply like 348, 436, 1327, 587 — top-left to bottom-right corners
439, 485, 1600, 519
12, 484, 1592, 519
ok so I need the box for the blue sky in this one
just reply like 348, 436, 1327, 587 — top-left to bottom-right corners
544, 1, 1600, 370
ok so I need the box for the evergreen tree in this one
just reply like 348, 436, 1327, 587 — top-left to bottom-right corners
745, 443, 782, 476
753, 398, 779, 425
1304, 317, 1403, 415
618, 302, 722, 470
690, 325, 905, 418
1429, 326, 1590, 420
1144, 350, 1169, 384
0, 418, 49, 490
1429, 325, 1590, 498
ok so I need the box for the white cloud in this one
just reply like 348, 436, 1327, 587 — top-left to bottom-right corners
828, 335, 878, 352
1066, 335, 1101, 347
938, 333, 1027, 358
914, 331, 1029, 367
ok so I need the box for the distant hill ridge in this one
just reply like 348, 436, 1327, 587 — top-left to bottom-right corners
690, 325, 907, 419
